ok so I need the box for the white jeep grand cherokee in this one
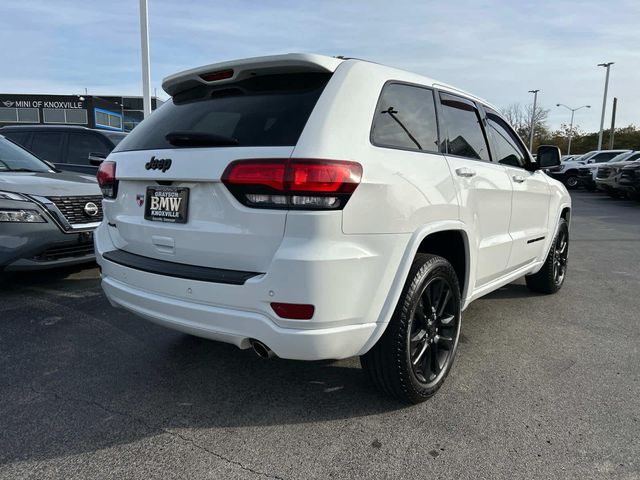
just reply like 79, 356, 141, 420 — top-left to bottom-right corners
96, 54, 571, 403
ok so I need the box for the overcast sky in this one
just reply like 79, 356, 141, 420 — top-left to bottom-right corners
1, 0, 638, 131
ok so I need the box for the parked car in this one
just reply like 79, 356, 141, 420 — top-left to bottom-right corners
94, 54, 570, 404
561, 154, 580, 162
553, 149, 631, 189
594, 151, 640, 197
0, 135, 102, 271
618, 161, 640, 200
0, 125, 126, 175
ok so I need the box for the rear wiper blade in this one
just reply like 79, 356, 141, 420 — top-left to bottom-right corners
166, 131, 239, 147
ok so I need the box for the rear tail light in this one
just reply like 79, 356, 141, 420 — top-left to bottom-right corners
97, 161, 118, 199
222, 159, 362, 210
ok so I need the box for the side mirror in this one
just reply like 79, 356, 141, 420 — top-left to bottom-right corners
536, 145, 561, 170
88, 152, 107, 166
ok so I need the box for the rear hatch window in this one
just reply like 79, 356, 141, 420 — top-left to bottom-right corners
114, 72, 331, 152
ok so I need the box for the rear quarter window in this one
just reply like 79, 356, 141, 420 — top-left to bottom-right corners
370, 83, 439, 153
114, 73, 331, 152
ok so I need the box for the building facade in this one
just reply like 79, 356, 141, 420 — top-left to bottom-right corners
0, 94, 163, 132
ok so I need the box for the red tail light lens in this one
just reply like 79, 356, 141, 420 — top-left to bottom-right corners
200, 69, 234, 82
271, 302, 315, 320
97, 161, 117, 199
222, 159, 362, 210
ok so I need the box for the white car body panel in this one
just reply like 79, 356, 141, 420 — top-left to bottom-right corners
96, 54, 571, 360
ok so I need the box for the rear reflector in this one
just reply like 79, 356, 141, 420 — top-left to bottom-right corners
271, 302, 315, 320
222, 159, 362, 210
97, 161, 117, 199
200, 69, 234, 82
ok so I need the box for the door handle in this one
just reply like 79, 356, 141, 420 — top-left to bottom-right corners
512, 175, 526, 183
455, 167, 476, 178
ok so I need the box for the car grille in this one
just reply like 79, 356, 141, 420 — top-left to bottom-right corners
620, 168, 639, 183
32, 242, 95, 262
46, 196, 103, 225
596, 167, 611, 179
577, 167, 592, 177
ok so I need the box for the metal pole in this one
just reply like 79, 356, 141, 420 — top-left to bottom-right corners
597, 62, 613, 150
609, 97, 617, 149
139, 0, 152, 119
556, 103, 590, 156
567, 109, 575, 155
528, 89, 539, 152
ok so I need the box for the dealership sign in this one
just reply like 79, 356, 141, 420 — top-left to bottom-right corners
1, 99, 84, 109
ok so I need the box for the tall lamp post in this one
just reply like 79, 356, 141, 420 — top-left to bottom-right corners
556, 104, 590, 155
528, 89, 540, 152
597, 62, 614, 150
139, 0, 152, 119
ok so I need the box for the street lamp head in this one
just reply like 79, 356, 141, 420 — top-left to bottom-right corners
597, 62, 614, 67
556, 103, 561, 107
586, 105, 591, 108
528, 89, 540, 94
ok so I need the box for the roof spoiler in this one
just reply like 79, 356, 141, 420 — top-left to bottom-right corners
162, 53, 344, 97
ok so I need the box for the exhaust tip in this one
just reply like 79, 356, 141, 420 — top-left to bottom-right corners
250, 340, 275, 359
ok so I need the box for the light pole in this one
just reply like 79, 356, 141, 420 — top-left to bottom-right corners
528, 89, 539, 152
139, 0, 152, 119
597, 62, 614, 150
556, 104, 590, 155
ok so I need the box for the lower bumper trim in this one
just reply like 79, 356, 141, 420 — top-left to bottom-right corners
102, 249, 262, 285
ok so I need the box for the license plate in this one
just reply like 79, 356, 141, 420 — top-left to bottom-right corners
144, 187, 189, 223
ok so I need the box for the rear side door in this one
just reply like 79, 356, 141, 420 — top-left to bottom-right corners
29, 132, 65, 166
438, 92, 513, 288
484, 107, 550, 270
64, 132, 112, 174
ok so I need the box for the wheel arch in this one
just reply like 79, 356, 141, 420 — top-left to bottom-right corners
357, 221, 471, 356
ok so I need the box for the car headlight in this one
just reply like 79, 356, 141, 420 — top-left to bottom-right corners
557, 164, 566, 172
0, 190, 29, 201
0, 209, 46, 223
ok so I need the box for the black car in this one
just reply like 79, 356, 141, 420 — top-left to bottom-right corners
0, 125, 126, 174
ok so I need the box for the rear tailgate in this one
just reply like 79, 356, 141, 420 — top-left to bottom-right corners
105, 147, 293, 272
103, 66, 335, 273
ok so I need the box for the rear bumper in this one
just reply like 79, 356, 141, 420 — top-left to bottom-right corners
95, 220, 408, 360
101, 275, 380, 360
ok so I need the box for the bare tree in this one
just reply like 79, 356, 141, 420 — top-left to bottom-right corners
500, 103, 550, 145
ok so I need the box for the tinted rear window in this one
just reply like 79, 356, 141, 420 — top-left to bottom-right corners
371, 83, 439, 152
114, 73, 331, 152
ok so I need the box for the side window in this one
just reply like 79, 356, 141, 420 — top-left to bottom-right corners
30, 133, 64, 163
371, 83, 439, 152
66, 133, 110, 165
439, 93, 490, 161
593, 152, 622, 163
485, 109, 528, 168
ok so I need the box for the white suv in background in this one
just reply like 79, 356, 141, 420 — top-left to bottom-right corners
95, 54, 570, 403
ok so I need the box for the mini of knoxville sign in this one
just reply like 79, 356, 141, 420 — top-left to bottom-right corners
2, 99, 85, 109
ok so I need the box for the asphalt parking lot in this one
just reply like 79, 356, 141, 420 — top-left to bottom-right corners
1, 191, 639, 480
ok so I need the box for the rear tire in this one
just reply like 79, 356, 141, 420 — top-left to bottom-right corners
525, 218, 569, 294
360, 254, 462, 404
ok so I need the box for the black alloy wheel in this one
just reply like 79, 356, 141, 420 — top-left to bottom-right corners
552, 227, 568, 286
409, 277, 458, 387
525, 218, 569, 294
